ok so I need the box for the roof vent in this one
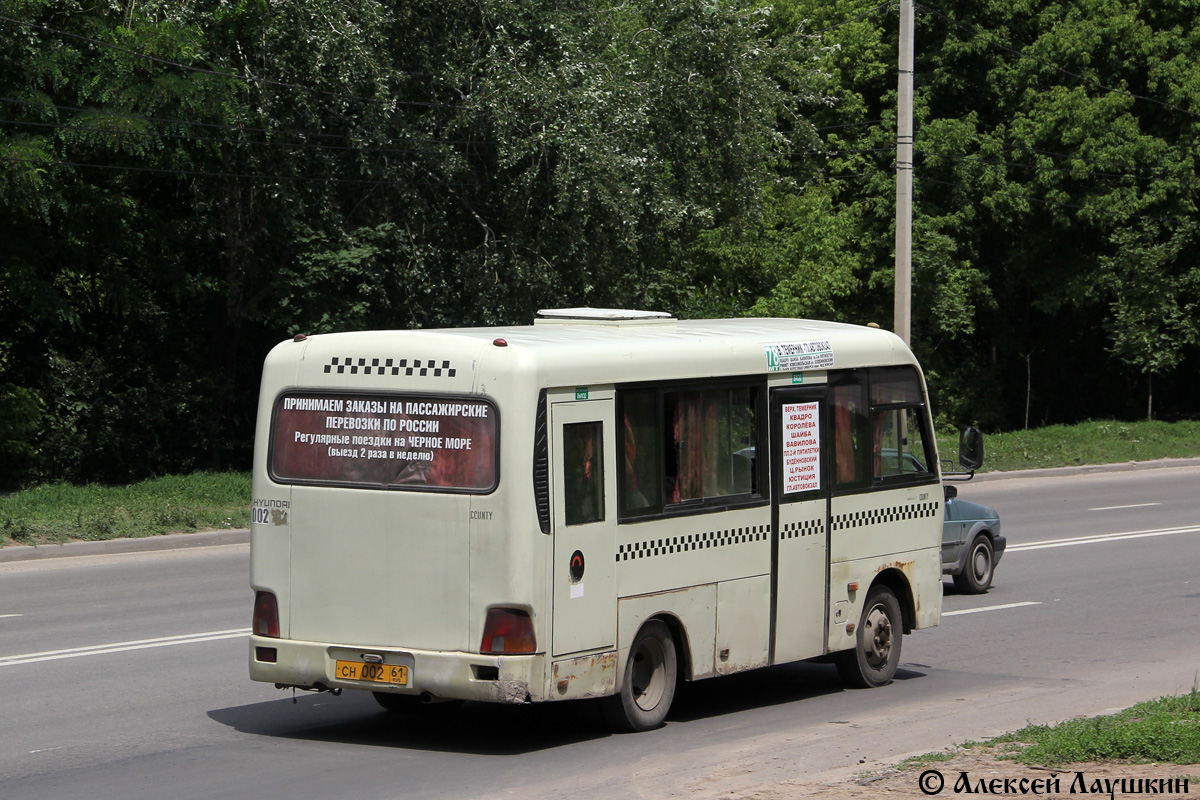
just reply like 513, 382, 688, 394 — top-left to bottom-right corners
534, 307, 674, 326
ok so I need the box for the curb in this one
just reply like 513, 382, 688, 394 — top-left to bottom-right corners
0, 528, 250, 564
971, 456, 1200, 482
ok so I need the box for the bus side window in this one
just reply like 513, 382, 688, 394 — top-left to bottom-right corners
832, 381, 868, 491
869, 367, 935, 483
619, 391, 661, 516
564, 422, 604, 526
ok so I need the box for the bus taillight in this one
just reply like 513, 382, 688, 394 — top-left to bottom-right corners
253, 591, 280, 638
480, 608, 536, 654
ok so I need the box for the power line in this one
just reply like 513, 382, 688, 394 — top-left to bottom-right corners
0, 154, 491, 189
816, 119, 885, 132
920, 176, 1180, 222
915, 149, 1200, 188
0, 114, 476, 160
808, 2, 895, 35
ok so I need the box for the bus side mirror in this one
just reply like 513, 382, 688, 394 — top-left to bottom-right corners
958, 427, 984, 472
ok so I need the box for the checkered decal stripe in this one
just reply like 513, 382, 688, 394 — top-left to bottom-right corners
616, 525, 769, 562
780, 518, 824, 540
323, 357, 456, 377
832, 501, 939, 531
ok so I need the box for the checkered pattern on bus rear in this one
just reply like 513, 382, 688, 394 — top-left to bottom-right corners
323, 357, 456, 377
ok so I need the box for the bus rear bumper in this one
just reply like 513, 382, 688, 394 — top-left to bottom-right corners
248, 635, 543, 704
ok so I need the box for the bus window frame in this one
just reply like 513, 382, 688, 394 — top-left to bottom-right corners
267, 389, 502, 495
616, 377, 769, 523
867, 365, 938, 491
828, 366, 938, 497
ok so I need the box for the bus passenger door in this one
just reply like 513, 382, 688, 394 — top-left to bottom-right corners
549, 397, 618, 657
770, 387, 830, 664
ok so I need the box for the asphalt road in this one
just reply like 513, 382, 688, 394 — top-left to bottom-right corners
1, 463, 1198, 799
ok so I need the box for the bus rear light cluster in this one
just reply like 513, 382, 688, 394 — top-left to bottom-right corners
480, 608, 535, 654
253, 591, 280, 638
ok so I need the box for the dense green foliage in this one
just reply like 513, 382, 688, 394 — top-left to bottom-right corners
1, 0, 1198, 486
761, 0, 1200, 430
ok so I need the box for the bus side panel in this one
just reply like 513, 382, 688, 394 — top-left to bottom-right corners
616, 585, 718, 682
715, 576, 771, 675
827, 484, 942, 653
614, 506, 771, 600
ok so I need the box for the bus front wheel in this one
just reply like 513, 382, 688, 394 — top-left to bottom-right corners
835, 586, 903, 688
601, 620, 677, 732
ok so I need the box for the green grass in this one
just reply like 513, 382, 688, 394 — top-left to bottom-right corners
937, 419, 1200, 474
895, 690, 1200, 771
991, 689, 1200, 766
0, 471, 251, 546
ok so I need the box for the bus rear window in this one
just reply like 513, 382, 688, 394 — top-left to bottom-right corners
270, 393, 498, 492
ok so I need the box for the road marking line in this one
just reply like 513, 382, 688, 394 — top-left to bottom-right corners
1008, 525, 1200, 552
1088, 503, 1161, 511
943, 601, 1041, 617
0, 628, 251, 667
0, 614, 22, 619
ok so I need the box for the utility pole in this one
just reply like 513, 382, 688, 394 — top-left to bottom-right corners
895, 0, 914, 346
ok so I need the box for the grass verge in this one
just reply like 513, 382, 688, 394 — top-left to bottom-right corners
989, 689, 1200, 766
0, 471, 250, 546
896, 689, 1200, 773
937, 419, 1200, 474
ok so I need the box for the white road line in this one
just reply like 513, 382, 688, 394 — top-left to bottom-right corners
1008, 525, 1200, 552
1089, 503, 1161, 511
0, 614, 22, 619
0, 628, 251, 667
942, 601, 1042, 617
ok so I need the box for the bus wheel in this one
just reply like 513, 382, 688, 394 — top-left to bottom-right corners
953, 534, 994, 594
836, 586, 903, 689
601, 620, 677, 732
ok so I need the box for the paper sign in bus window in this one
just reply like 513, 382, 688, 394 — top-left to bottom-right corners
270, 393, 498, 491
782, 402, 821, 494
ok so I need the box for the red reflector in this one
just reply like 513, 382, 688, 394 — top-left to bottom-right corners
480, 608, 536, 654
255, 646, 278, 663
253, 591, 280, 638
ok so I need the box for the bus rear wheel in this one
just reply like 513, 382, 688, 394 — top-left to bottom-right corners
835, 586, 903, 688
601, 620, 677, 732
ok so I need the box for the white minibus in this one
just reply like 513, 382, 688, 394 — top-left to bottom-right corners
250, 309, 949, 731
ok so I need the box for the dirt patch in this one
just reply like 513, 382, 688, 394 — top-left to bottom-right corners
740, 746, 1199, 799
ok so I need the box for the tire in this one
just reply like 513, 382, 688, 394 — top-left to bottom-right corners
835, 586, 903, 688
601, 620, 678, 732
952, 533, 994, 594
372, 692, 463, 714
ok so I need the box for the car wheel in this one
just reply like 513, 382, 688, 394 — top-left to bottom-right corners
835, 585, 903, 688
601, 620, 677, 732
953, 533, 994, 594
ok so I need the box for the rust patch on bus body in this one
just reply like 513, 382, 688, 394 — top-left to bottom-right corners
875, 560, 918, 616
551, 652, 618, 699
494, 680, 532, 704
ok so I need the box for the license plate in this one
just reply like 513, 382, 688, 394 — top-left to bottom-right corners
334, 660, 409, 685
